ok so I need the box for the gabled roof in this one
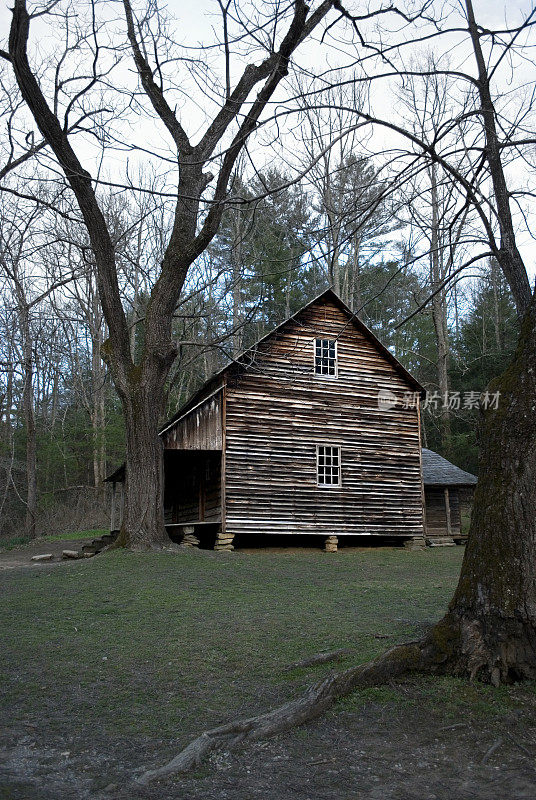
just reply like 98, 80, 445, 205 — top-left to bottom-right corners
160, 288, 425, 435
106, 289, 427, 481
422, 448, 477, 487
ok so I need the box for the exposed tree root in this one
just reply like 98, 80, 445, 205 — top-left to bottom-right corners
135, 609, 536, 786
135, 638, 430, 786
283, 647, 353, 671
446, 611, 536, 685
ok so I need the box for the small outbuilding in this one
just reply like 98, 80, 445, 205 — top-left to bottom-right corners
421, 448, 477, 544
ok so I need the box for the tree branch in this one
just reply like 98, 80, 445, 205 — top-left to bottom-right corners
195, 0, 334, 162
122, 0, 192, 155
8, 0, 132, 380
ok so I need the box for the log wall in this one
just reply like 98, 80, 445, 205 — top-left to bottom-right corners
424, 487, 461, 538
224, 296, 424, 538
161, 391, 223, 450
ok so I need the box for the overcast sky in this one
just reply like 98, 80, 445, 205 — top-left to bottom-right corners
1, 0, 535, 277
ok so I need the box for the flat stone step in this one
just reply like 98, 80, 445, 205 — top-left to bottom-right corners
81, 544, 98, 554
71, 531, 118, 559
31, 553, 53, 562
427, 537, 456, 547
62, 549, 81, 560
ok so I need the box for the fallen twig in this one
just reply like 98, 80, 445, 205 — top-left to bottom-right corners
481, 738, 503, 764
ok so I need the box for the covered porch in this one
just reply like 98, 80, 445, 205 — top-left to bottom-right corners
106, 448, 222, 547
105, 386, 231, 549
163, 449, 222, 546
105, 449, 224, 547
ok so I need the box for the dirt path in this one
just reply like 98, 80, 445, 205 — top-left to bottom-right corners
0, 538, 94, 570
2, 696, 536, 800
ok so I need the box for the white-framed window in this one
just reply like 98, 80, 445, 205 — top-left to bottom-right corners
314, 338, 337, 377
317, 445, 341, 487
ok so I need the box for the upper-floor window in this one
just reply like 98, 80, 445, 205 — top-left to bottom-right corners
314, 338, 337, 377
317, 445, 341, 486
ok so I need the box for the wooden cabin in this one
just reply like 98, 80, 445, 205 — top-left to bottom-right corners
108, 290, 435, 550
421, 448, 477, 545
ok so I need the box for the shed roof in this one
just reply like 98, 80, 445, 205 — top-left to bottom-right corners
422, 448, 477, 487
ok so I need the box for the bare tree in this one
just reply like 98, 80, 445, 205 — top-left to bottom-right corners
0, 186, 75, 536
295, 76, 399, 304
3, 0, 358, 548
396, 62, 474, 449
61, 259, 108, 488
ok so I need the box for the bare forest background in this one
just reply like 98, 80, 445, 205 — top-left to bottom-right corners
0, 0, 529, 543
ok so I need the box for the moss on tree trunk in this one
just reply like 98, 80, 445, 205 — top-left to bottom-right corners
115, 383, 170, 550
431, 301, 536, 683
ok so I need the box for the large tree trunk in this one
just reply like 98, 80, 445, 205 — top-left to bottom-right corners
91, 329, 106, 489
430, 299, 536, 683
116, 382, 169, 550
489, 257, 503, 352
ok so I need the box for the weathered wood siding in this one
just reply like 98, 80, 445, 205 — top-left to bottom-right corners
224, 297, 424, 538
424, 487, 461, 537
162, 391, 223, 450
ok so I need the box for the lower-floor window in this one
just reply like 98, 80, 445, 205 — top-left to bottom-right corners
317, 445, 341, 486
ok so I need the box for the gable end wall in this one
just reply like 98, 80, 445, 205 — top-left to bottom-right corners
224, 298, 424, 538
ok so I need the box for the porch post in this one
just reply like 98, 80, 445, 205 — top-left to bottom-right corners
444, 487, 452, 537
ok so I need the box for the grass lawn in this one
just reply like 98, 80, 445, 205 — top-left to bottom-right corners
44, 529, 108, 542
1, 546, 536, 798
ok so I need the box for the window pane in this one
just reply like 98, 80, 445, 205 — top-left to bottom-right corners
317, 446, 340, 485
314, 338, 337, 376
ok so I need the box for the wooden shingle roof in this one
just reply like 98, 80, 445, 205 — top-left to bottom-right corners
422, 448, 477, 487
